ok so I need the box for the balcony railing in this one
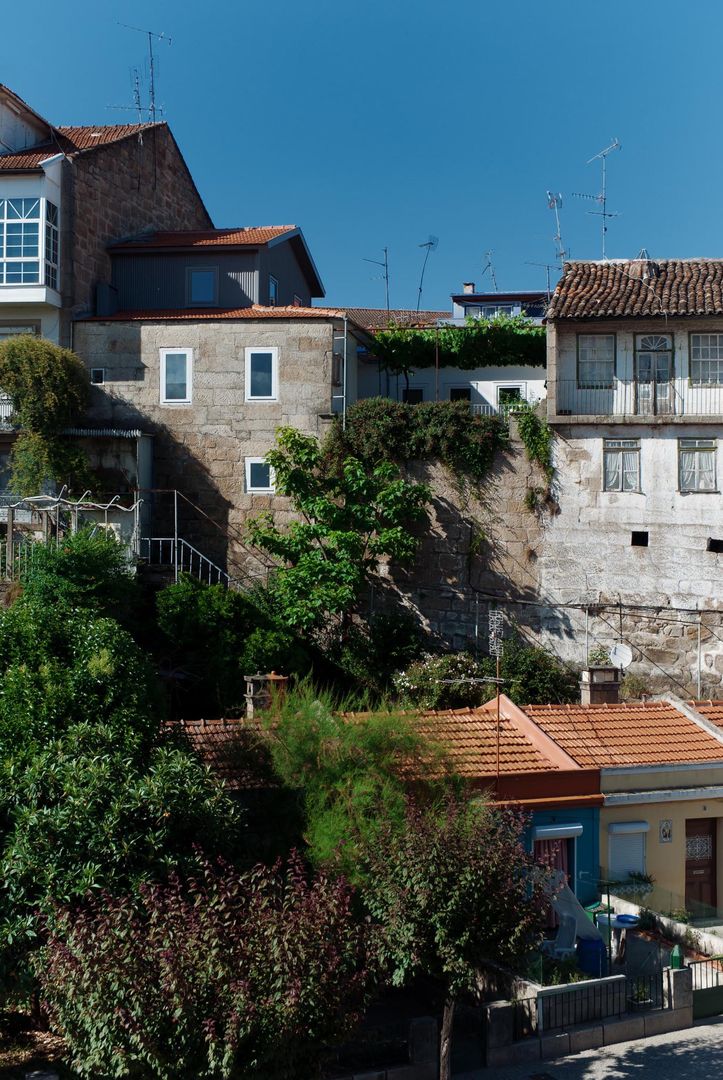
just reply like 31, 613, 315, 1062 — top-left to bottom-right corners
552, 379, 723, 418
0, 394, 12, 423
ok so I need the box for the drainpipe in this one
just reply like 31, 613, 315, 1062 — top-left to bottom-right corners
342, 314, 348, 431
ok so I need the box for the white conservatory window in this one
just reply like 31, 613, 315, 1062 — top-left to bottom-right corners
0, 198, 60, 288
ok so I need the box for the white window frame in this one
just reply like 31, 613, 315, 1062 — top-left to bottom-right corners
690, 333, 723, 386
245, 457, 275, 494
90, 368, 105, 385
245, 347, 279, 402
186, 266, 218, 307
603, 438, 641, 493
608, 821, 649, 880
578, 333, 616, 388
160, 347, 193, 405
679, 438, 717, 493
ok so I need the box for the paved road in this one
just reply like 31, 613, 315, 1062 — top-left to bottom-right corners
456, 1016, 723, 1080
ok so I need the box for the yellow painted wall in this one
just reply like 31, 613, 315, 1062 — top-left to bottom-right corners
601, 798, 723, 906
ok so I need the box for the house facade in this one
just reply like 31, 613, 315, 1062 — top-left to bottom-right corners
536, 259, 723, 690
0, 84, 211, 346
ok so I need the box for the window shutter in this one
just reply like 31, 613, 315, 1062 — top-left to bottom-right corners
609, 832, 645, 878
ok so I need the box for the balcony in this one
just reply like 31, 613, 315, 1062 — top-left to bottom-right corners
551, 379, 723, 422
0, 394, 12, 425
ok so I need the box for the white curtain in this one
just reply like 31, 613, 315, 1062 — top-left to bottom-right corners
681, 450, 715, 491
604, 451, 620, 490
604, 451, 638, 491
621, 451, 639, 491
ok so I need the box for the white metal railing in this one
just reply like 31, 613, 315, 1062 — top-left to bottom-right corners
552, 379, 703, 417
0, 394, 13, 423
137, 536, 231, 587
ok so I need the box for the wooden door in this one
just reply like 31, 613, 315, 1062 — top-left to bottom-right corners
686, 818, 717, 912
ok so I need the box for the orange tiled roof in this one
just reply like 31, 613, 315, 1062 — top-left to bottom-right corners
344, 308, 450, 331
110, 227, 297, 250
169, 717, 274, 791
413, 702, 564, 776
547, 259, 723, 320
79, 304, 347, 323
691, 700, 723, 729
522, 700, 723, 768
0, 123, 162, 170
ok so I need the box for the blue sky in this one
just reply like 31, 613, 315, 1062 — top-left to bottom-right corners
5, 1, 723, 309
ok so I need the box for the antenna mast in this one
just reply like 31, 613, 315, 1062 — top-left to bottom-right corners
118, 22, 172, 123
546, 191, 567, 268
525, 261, 558, 300
573, 138, 621, 259
363, 247, 390, 313
481, 250, 498, 292
416, 236, 438, 312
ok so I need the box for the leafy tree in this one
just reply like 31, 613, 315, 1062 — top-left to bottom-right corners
20, 526, 140, 624
0, 334, 91, 493
479, 638, 579, 705
259, 685, 452, 877
330, 609, 426, 695
392, 652, 487, 710
247, 427, 430, 632
40, 855, 375, 1079
362, 799, 551, 1079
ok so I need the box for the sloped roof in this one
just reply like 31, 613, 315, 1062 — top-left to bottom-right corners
0, 123, 162, 171
521, 700, 723, 768
109, 226, 298, 250
344, 308, 450, 331
547, 259, 723, 320
691, 700, 723, 729
169, 718, 274, 791
79, 304, 348, 323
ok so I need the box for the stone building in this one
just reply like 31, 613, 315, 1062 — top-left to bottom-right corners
0, 83, 211, 345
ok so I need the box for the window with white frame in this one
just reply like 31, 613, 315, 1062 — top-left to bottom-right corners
187, 267, 217, 306
245, 347, 278, 401
45, 201, 59, 290
679, 438, 717, 492
90, 368, 105, 385
160, 348, 192, 404
0, 324, 39, 338
245, 457, 275, 493
269, 275, 278, 306
609, 822, 648, 879
690, 334, 723, 385
578, 334, 616, 388
0, 198, 60, 288
603, 438, 641, 492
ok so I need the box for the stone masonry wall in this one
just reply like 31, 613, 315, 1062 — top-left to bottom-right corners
74, 317, 337, 574
66, 126, 212, 321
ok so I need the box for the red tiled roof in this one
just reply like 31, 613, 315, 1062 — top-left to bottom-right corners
0, 123, 162, 171
547, 259, 723, 320
169, 718, 274, 791
691, 701, 723, 729
79, 304, 347, 323
522, 700, 723, 768
109, 226, 297, 250
344, 307, 449, 331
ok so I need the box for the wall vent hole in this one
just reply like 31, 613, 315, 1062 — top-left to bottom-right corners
707, 537, 723, 553
631, 531, 649, 547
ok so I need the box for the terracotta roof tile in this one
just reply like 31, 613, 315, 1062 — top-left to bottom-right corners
169, 718, 274, 790
0, 124, 161, 171
79, 304, 347, 323
344, 308, 450, 331
522, 700, 723, 768
547, 259, 723, 320
109, 227, 297, 250
690, 700, 723, 729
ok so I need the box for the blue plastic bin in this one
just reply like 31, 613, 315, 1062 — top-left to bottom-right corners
577, 937, 608, 977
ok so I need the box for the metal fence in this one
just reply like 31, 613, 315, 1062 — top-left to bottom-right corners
513, 972, 667, 1040
137, 536, 231, 587
552, 378, 723, 418
688, 958, 723, 990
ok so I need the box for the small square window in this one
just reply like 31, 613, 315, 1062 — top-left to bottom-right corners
707, 537, 723, 553
631, 531, 649, 547
90, 368, 105, 385
187, 268, 217, 306
245, 347, 278, 401
160, 348, 192, 404
269, 276, 278, 306
246, 457, 275, 493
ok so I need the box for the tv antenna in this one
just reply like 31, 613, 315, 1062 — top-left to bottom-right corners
363, 247, 390, 313
416, 235, 438, 312
525, 261, 559, 299
118, 22, 172, 124
481, 250, 499, 292
573, 138, 621, 260
546, 191, 568, 268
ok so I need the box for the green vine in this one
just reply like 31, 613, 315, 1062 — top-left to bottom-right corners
324, 398, 506, 482
0, 335, 92, 494
372, 314, 545, 376
515, 406, 554, 481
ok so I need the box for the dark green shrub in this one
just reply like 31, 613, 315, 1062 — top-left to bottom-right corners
392, 652, 486, 710
40, 856, 374, 1079
333, 610, 427, 694
479, 638, 579, 705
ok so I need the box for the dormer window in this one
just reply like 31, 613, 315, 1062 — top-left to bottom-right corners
186, 267, 217, 306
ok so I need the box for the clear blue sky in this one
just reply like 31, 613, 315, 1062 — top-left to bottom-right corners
5, 1, 723, 310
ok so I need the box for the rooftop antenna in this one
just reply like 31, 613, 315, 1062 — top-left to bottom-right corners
363, 247, 390, 313
546, 191, 568, 268
481, 249, 499, 292
416, 235, 438, 312
118, 22, 172, 124
525, 261, 558, 300
573, 138, 621, 260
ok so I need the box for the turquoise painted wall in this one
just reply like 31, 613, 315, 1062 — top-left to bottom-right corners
528, 806, 600, 906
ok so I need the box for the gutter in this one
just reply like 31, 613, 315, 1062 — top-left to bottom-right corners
604, 785, 723, 806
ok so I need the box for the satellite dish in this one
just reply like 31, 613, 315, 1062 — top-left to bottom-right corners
609, 643, 633, 669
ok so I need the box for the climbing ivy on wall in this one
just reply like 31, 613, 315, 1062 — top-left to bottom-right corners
324, 399, 506, 482
372, 315, 545, 376
0, 335, 91, 494
515, 407, 554, 480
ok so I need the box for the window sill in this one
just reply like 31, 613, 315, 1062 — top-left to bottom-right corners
245, 397, 279, 403
160, 400, 192, 406
679, 489, 720, 495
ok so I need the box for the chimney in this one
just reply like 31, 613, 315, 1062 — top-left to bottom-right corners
244, 671, 289, 717
580, 665, 622, 706
463, 282, 476, 294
